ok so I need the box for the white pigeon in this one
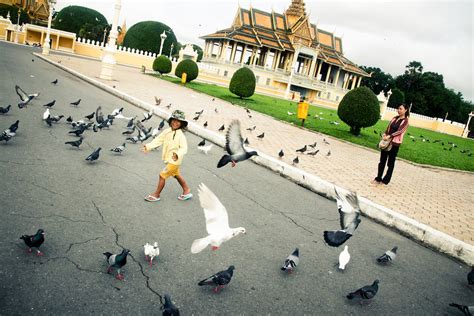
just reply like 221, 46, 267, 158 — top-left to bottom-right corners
143, 242, 160, 267
111, 108, 123, 116
114, 113, 133, 121
287, 111, 295, 115
43, 108, 50, 120
198, 144, 213, 155
338, 245, 350, 270
191, 183, 246, 254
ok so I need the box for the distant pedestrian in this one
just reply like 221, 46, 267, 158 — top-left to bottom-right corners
373, 104, 409, 185
142, 110, 192, 202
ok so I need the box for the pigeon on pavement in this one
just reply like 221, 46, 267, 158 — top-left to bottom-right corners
104, 249, 130, 280
198, 139, 206, 147
162, 294, 180, 316
377, 246, 398, 264
217, 120, 258, 168
292, 156, 299, 165
70, 99, 81, 107
257, 132, 265, 139
281, 248, 299, 273
195, 109, 204, 115
347, 280, 379, 302
122, 126, 135, 135
85, 112, 95, 121
43, 100, 56, 108
191, 184, 246, 253
69, 126, 86, 137
154, 96, 161, 106
51, 79, 58, 85
20, 229, 45, 256
246, 126, 256, 132
243, 138, 249, 145
307, 150, 319, 156
198, 265, 235, 293
218, 124, 225, 132
296, 145, 307, 153
42, 108, 50, 121
8, 120, 20, 133
110, 143, 126, 154
308, 141, 317, 148
324, 188, 361, 247
203, 121, 208, 128
338, 245, 350, 270
65, 137, 83, 148
158, 119, 165, 131
85, 147, 101, 162
278, 149, 284, 158
66, 116, 73, 123
142, 109, 153, 122
0, 105, 11, 114
449, 303, 473, 316
144, 242, 160, 267
49, 115, 64, 123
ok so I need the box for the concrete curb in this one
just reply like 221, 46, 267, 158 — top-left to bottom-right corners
34, 52, 474, 266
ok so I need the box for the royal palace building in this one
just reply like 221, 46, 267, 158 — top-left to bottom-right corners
200, 0, 369, 106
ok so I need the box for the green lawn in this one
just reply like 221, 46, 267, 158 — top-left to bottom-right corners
153, 74, 474, 172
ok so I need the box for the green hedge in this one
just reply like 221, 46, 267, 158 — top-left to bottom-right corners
387, 88, 405, 108
153, 55, 172, 74
229, 67, 256, 98
123, 21, 177, 55
54, 6, 108, 41
0, 5, 30, 25
337, 86, 380, 135
174, 59, 199, 82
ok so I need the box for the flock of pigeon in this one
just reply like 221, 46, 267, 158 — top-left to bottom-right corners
2, 78, 473, 315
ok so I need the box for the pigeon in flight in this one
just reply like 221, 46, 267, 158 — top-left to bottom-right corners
85, 147, 101, 162
338, 245, 350, 270
51, 79, 58, 85
217, 120, 258, 168
65, 137, 83, 148
218, 124, 225, 132
467, 267, 473, 285
158, 119, 165, 131
144, 242, 160, 267
70, 99, 81, 107
15, 85, 39, 108
376, 246, 398, 264
96, 106, 104, 124
110, 108, 123, 117
162, 294, 180, 315
198, 265, 235, 293
198, 144, 213, 155
449, 303, 473, 316
122, 126, 135, 135
281, 248, 299, 273
191, 183, 246, 253
292, 156, 299, 165
20, 229, 45, 256
278, 149, 284, 158
257, 132, 265, 139
110, 143, 126, 154
126, 117, 136, 129
324, 188, 361, 247
0, 105, 11, 114
104, 249, 130, 280
43, 100, 56, 108
347, 280, 379, 302
142, 109, 153, 122
296, 145, 307, 153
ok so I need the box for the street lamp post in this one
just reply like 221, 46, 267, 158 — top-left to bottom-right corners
158, 31, 167, 56
42, 0, 56, 55
169, 43, 174, 59
462, 111, 474, 138
102, 27, 107, 46
14, 8, 20, 43
99, 0, 121, 80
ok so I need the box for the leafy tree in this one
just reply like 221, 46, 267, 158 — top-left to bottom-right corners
360, 66, 394, 96
387, 88, 405, 108
54, 6, 108, 41
153, 55, 172, 74
123, 21, 178, 56
337, 87, 380, 135
0, 4, 30, 25
229, 67, 256, 98
191, 44, 203, 62
174, 59, 199, 82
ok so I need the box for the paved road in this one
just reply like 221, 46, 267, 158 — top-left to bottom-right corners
0, 42, 471, 315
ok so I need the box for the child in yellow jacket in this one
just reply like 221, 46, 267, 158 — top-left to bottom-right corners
142, 110, 192, 202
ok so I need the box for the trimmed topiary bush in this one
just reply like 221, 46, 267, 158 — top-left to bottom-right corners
54, 6, 108, 41
174, 59, 199, 82
0, 5, 30, 25
387, 88, 405, 108
229, 67, 256, 98
153, 55, 172, 74
123, 21, 177, 56
337, 86, 380, 135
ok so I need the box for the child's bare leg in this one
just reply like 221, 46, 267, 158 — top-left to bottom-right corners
151, 176, 166, 198
175, 175, 190, 195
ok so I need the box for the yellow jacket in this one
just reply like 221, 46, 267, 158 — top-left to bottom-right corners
145, 128, 188, 165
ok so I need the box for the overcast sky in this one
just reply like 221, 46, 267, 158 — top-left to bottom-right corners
55, 0, 473, 102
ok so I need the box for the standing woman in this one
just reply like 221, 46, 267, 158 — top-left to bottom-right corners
373, 104, 409, 185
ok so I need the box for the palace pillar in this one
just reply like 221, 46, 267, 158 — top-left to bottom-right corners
325, 64, 332, 82
230, 41, 237, 63
357, 76, 362, 87
334, 68, 341, 87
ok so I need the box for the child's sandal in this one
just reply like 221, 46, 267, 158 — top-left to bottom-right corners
177, 193, 193, 201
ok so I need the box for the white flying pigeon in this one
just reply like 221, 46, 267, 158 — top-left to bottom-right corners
191, 183, 246, 254
198, 144, 213, 155
141, 109, 153, 122
338, 245, 350, 270
323, 188, 361, 247
143, 242, 160, 267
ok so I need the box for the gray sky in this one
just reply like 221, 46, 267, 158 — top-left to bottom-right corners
55, 0, 473, 102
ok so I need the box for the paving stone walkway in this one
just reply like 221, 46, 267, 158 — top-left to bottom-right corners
46, 53, 474, 245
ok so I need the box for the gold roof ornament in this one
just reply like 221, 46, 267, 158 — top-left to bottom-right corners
286, 0, 306, 17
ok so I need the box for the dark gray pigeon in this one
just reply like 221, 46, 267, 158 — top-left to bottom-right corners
278, 149, 284, 158
257, 132, 265, 139
292, 156, 299, 165
308, 141, 317, 148
158, 119, 165, 130
217, 120, 258, 168
110, 143, 126, 154
0, 105, 11, 114
85, 147, 101, 162
122, 126, 135, 135
43, 100, 56, 108
104, 249, 130, 280
85, 112, 95, 121
20, 229, 45, 256
296, 145, 307, 153
243, 138, 249, 145
307, 150, 319, 156
324, 188, 361, 247
347, 280, 379, 301
377, 246, 398, 264
218, 124, 225, 132
162, 294, 180, 316
198, 265, 235, 293
281, 248, 299, 273
70, 99, 81, 106
65, 137, 83, 148
203, 121, 208, 128
1, 120, 19, 142
51, 79, 58, 85
198, 139, 206, 147
449, 303, 473, 316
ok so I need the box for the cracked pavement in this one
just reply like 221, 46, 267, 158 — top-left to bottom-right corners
0, 42, 472, 315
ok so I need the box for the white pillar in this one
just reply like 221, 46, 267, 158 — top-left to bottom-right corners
285, 47, 300, 99
462, 112, 473, 138
100, 0, 121, 80
308, 56, 317, 78
42, 1, 55, 55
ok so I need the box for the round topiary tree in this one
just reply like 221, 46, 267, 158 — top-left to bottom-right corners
337, 86, 380, 135
174, 59, 199, 82
387, 88, 405, 108
0, 4, 30, 25
54, 6, 108, 41
123, 21, 177, 56
153, 55, 172, 75
229, 67, 256, 98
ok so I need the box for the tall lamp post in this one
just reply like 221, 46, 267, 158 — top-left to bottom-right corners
14, 8, 20, 43
158, 31, 167, 56
462, 111, 474, 138
169, 43, 174, 59
100, 0, 121, 80
42, 0, 56, 55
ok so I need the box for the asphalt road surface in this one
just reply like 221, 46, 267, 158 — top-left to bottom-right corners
0, 41, 471, 315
